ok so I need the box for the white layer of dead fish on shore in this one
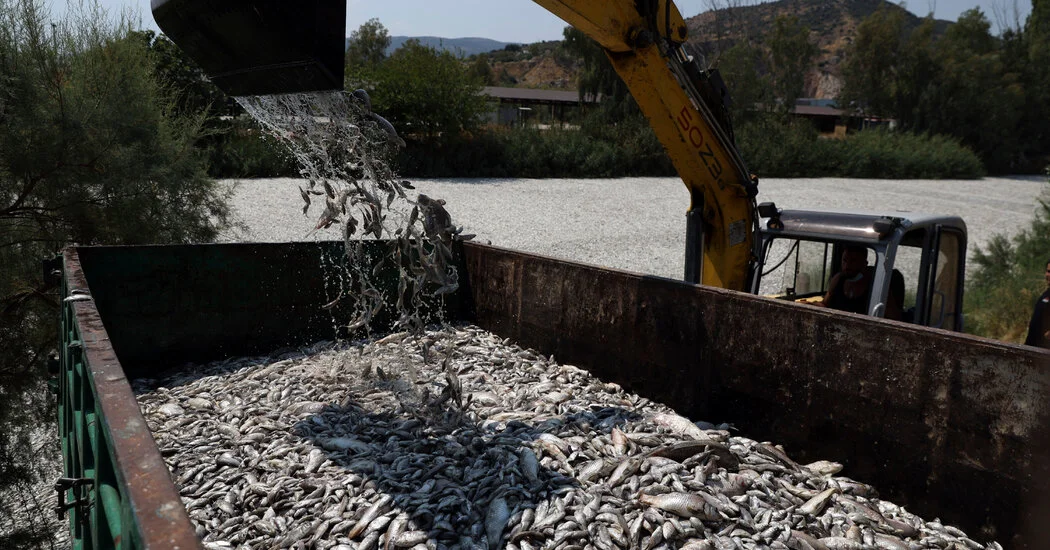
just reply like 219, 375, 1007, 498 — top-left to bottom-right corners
135, 326, 999, 550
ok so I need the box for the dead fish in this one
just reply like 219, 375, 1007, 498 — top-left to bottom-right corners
873, 534, 909, 550
790, 530, 830, 550
638, 493, 719, 521
352, 88, 372, 112
755, 442, 802, 471
157, 403, 185, 417
649, 439, 731, 463
370, 112, 406, 149
819, 537, 864, 550
393, 530, 427, 548
519, 448, 540, 485
650, 413, 711, 441
136, 325, 996, 550
320, 437, 371, 453
347, 494, 392, 539
384, 512, 408, 550
799, 487, 839, 516
299, 186, 311, 215
417, 194, 453, 243
304, 449, 325, 474
805, 460, 843, 476
605, 457, 641, 488
611, 427, 628, 455
485, 497, 510, 550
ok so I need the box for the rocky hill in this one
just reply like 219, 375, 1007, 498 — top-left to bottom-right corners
685, 0, 951, 98
382, 0, 954, 97
480, 42, 581, 90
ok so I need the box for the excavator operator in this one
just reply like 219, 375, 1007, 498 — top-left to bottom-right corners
817, 245, 904, 321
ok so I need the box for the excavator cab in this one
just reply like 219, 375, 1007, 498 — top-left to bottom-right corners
752, 206, 967, 331
151, 0, 347, 96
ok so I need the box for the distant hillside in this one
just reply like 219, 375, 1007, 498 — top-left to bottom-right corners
385, 36, 512, 57
686, 0, 952, 98
345, 0, 955, 98
480, 41, 581, 90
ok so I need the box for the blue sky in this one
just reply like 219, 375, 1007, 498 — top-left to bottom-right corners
60, 0, 1034, 43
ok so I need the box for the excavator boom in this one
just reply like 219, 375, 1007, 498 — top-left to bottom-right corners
532, 1, 758, 289
152, 0, 758, 289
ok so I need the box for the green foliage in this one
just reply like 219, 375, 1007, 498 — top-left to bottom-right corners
561, 27, 637, 119
205, 118, 297, 178
767, 16, 818, 114
468, 55, 495, 86
397, 111, 674, 178
345, 18, 391, 71
734, 117, 984, 178
370, 40, 487, 140
0, 1, 232, 545
734, 117, 828, 177
840, 5, 1044, 173
716, 15, 816, 122
1018, 0, 1050, 170
132, 30, 236, 120
831, 128, 986, 178
966, 182, 1050, 341
921, 9, 1025, 172
840, 4, 908, 119
130, 30, 279, 179
717, 41, 772, 124
482, 40, 564, 64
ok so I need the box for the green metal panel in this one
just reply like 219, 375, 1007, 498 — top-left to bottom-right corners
58, 276, 123, 550
58, 249, 203, 550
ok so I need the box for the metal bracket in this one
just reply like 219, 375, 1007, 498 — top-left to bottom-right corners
42, 256, 63, 288
64, 290, 92, 303
54, 477, 94, 519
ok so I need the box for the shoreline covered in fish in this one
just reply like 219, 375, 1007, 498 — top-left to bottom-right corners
135, 325, 1000, 550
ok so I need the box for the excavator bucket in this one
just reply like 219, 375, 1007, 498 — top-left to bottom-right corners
151, 0, 346, 96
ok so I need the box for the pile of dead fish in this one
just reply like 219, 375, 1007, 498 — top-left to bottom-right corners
135, 326, 1001, 550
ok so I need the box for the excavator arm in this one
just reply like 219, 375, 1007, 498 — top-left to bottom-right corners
152, 0, 759, 290
533, 1, 758, 289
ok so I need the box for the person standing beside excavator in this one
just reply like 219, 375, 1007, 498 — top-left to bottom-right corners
1023, 259, 1050, 349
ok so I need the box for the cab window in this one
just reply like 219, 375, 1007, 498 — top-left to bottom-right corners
930, 230, 963, 330
757, 238, 833, 299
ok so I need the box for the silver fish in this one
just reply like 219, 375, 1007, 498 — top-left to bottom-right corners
638, 493, 719, 521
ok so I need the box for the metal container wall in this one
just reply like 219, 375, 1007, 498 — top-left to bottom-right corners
57, 242, 1050, 549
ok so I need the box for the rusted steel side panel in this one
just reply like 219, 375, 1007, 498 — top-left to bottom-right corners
75, 242, 466, 378
462, 242, 1050, 549
464, 242, 711, 413
63, 248, 201, 550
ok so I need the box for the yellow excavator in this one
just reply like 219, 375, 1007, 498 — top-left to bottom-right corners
152, 0, 968, 331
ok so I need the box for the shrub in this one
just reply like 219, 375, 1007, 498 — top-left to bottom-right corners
965, 180, 1050, 341
395, 122, 675, 178
735, 118, 985, 179
206, 119, 298, 178
0, 2, 233, 546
